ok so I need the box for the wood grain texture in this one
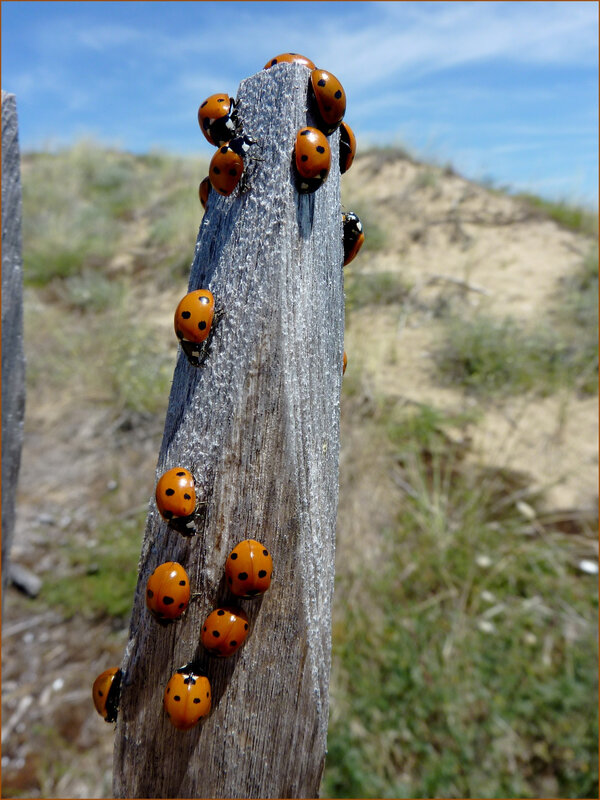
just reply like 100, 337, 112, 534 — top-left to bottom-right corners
113, 63, 344, 799
2, 91, 26, 613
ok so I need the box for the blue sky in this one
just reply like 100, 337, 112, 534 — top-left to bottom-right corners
2, 1, 598, 204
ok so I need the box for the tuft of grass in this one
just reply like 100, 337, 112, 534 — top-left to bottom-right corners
345, 271, 411, 312
24, 288, 173, 416
324, 402, 598, 799
516, 193, 598, 237
433, 307, 597, 398
21, 140, 206, 287
41, 514, 144, 621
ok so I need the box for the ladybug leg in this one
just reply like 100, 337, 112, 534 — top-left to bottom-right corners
213, 304, 225, 325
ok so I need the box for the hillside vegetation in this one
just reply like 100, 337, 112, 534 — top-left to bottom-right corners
2, 141, 597, 798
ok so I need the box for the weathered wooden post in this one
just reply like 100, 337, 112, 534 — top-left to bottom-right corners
113, 62, 344, 798
2, 91, 26, 613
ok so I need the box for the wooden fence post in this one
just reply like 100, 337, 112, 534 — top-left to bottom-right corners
112, 62, 344, 798
2, 91, 26, 613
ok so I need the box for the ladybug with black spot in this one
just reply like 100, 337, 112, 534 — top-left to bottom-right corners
225, 539, 273, 598
294, 127, 331, 194
339, 121, 356, 174
201, 606, 249, 657
209, 135, 255, 197
92, 666, 122, 723
309, 69, 346, 136
264, 53, 315, 70
155, 467, 197, 536
198, 94, 238, 147
199, 176, 211, 210
164, 663, 211, 730
342, 211, 365, 266
174, 288, 219, 367
146, 562, 191, 623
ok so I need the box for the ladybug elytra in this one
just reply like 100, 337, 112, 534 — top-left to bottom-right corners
174, 289, 216, 367
339, 121, 356, 175
264, 53, 315, 71
310, 69, 346, 136
201, 606, 249, 657
92, 667, 122, 723
342, 211, 364, 266
155, 467, 197, 536
146, 562, 191, 623
164, 664, 211, 730
294, 127, 331, 194
198, 94, 238, 147
225, 539, 273, 598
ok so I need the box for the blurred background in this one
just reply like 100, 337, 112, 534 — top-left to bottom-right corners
1, 2, 598, 797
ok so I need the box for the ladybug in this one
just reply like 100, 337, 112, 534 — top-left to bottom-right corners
225, 539, 273, 598
197, 94, 238, 147
264, 53, 316, 71
294, 127, 331, 194
201, 606, 249, 657
339, 121, 356, 174
209, 143, 243, 197
146, 562, 191, 623
155, 467, 197, 536
199, 176, 211, 210
309, 69, 346, 135
342, 211, 365, 266
208, 136, 254, 197
92, 666, 122, 723
343, 351, 348, 375
174, 289, 216, 367
164, 664, 211, 730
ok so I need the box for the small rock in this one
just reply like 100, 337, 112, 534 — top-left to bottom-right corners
577, 559, 598, 575
516, 500, 536, 520
106, 480, 118, 491
37, 513, 56, 526
10, 563, 42, 597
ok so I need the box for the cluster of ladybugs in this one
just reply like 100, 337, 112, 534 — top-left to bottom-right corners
92, 52, 365, 733
92, 465, 273, 730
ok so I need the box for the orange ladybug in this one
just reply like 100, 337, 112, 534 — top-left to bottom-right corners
199, 176, 211, 210
155, 467, 196, 536
339, 121, 356, 174
164, 664, 211, 730
146, 562, 191, 623
198, 93, 237, 147
201, 606, 249, 656
264, 52, 316, 70
209, 143, 244, 196
294, 127, 331, 194
225, 539, 273, 598
342, 211, 364, 266
92, 667, 122, 723
310, 69, 346, 135
174, 289, 215, 366
343, 351, 348, 375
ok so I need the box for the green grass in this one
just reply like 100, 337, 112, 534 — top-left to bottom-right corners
24, 289, 173, 416
21, 140, 206, 287
324, 403, 598, 798
41, 514, 144, 621
433, 245, 598, 401
516, 193, 598, 237
345, 271, 411, 311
